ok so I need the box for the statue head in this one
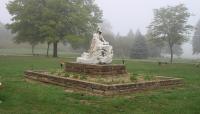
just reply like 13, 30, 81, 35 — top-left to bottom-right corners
97, 27, 102, 34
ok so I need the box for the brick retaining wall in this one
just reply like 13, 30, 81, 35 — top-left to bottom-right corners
65, 62, 127, 76
25, 70, 183, 95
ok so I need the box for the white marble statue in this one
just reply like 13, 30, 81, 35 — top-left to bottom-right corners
76, 28, 113, 64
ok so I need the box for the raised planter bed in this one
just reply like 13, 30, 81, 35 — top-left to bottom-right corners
24, 70, 183, 95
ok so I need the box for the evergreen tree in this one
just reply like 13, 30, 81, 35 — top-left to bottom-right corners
127, 29, 134, 39
114, 30, 135, 58
130, 30, 148, 59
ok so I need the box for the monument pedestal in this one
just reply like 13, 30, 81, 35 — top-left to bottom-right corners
65, 62, 127, 76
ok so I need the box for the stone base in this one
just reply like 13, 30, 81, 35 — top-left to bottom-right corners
65, 62, 127, 76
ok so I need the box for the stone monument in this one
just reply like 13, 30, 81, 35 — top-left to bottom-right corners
65, 27, 127, 76
77, 28, 113, 64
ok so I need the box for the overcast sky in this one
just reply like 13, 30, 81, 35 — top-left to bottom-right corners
95, 0, 200, 35
0, 0, 200, 58
1, 0, 200, 35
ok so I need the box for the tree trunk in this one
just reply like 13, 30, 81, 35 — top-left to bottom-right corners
169, 45, 173, 64
53, 42, 58, 57
46, 42, 50, 57
159, 47, 162, 57
32, 45, 35, 56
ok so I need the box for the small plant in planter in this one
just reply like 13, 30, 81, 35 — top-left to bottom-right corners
111, 79, 121, 84
50, 71, 56, 75
57, 72, 62, 76
80, 75, 87, 80
56, 70, 62, 76
68, 73, 74, 77
72, 74, 79, 79
120, 80, 125, 83
144, 74, 153, 81
130, 73, 138, 82
64, 73, 70, 77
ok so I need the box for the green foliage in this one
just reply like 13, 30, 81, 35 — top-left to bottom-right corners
130, 30, 148, 59
96, 77, 104, 84
144, 74, 153, 81
72, 74, 79, 79
146, 30, 183, 58
7, 0, 45, 45
64, 35, 86, 49
7, 0, 103, 57
130, 74, 137, 82
56, 69, 64, 76
148, 4, 192, 63
146, 30, 164, 57
64, 73, 70, 77
79, 75, 87, 80
112, 29, 135, 58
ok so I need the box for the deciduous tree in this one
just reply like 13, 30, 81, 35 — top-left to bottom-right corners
7, 0, 102, 57
148, 4, 192, 63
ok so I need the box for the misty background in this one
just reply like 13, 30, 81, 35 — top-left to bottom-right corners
0, 0, 200, 59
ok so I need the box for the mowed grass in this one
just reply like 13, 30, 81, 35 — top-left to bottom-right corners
0, 56, 200, 114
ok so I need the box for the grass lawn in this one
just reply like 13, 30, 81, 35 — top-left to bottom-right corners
0, 56, 200, 114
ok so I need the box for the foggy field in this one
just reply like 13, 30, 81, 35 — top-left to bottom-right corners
0, 48, 199, 64
0, 0, 200, 113
0, 48, 80, 58
0, 56, 200, 114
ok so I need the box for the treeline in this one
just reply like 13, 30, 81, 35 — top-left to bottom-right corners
0, 22, 72, 52
6, 0, 102, 57
101, 21, 183, 59
3, 0, 200, 63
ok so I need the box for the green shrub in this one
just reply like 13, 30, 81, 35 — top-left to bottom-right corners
132, 73, 138, 76
72, 74, 79, 79
65, 73, 70, 77
50, 71, 56, 75
144, 74, 153, 81
80, 75, 87, 80
130, 75, 137, 82
57, 72, 62, 76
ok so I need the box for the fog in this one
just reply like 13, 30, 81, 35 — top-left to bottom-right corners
96, 0, 200, 35
0, 0, 200, 58
96, 0, 200, 59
